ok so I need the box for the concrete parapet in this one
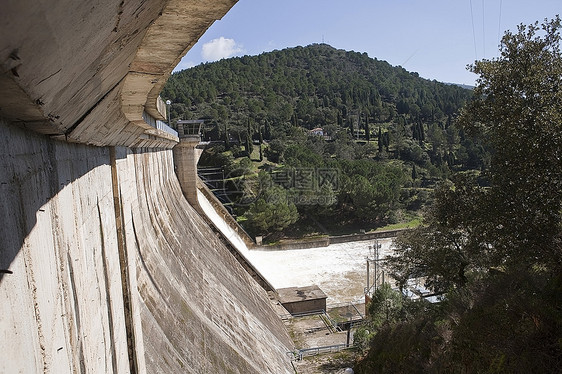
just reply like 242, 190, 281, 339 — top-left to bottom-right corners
196, 179, 256, 248
0, 0, 237, 147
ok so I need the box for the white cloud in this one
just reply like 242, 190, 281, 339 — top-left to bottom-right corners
201, 37, 244, 62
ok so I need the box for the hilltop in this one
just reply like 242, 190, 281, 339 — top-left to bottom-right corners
163, 43, 471, 134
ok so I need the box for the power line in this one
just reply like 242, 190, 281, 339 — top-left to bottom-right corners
401, 49, 419, 67
498, 0, 503, 48
482, 0, 486, 58
469, 0, 478, 60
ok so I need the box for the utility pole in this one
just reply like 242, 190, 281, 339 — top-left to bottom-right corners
346, 312, 352, 347
366, 239, 383, 297
366, 257, 370, 295
373, 239, 380, 293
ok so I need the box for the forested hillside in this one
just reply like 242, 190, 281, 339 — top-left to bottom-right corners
162, 44, 482, 239
163, 44, 470, 132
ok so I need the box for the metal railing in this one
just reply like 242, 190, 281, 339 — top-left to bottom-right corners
326, 301, 365, 320
289, 343, 352, 361
156, 119, 178, 137
278, 309, 343, 333
142, 110, 178, 137
177, 119, 204, 138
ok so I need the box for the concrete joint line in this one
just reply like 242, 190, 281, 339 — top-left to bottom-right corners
109, 147, 139, 374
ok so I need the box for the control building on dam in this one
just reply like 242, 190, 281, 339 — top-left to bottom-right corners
0, 1, 295, 373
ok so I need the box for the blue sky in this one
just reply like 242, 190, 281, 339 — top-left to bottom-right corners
174, 0, 561, 85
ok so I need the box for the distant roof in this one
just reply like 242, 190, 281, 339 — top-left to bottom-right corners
277, 285, 327, 304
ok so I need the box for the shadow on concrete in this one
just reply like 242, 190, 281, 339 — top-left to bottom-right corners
0, 120, 126, 282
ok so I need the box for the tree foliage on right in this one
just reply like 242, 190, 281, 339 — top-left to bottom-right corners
356, 17, 562, 373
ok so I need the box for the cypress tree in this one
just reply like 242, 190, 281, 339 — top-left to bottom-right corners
383, 132, 390, 151
224, 122, 230, 150
245, 130, 253, 158
365, 113, 370, 142
259, 127, 264, 162
264, 120, 271, 140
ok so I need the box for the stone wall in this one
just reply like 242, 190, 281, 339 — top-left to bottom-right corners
329, 229, 407, 244
258, 229, 405, 251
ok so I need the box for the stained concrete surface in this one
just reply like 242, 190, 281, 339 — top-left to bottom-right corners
122, 148, 294, 373
0, 121, 129, 373
0, 119, 294, 373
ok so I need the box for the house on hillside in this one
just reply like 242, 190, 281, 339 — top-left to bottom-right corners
309, 127, 325, 136
309, 127, 332, 140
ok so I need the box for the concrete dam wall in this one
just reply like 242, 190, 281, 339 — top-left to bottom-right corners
0, 0, 294, 372
0, 118, 293, 373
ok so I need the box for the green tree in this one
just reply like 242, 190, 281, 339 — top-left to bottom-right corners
243, 186, 299, 235
224, 122, 230, 150
388, 174, 490, 292
258, 126, 264, 162
353, 283, 405, 351
459, 16, 562, 268
264, 139, 286, 163
364, 113, 370, 142
367, 283, 404, 328
370, 17, 562, 373
245, 130, 253, 157
390, 16, 562, 290
348, 117, 354, 137
348, 169, 403, 221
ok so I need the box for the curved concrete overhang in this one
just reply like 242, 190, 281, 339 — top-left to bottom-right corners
0, 0, 237, 148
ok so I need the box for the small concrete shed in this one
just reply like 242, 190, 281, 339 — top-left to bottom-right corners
277, 285, 328, 315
